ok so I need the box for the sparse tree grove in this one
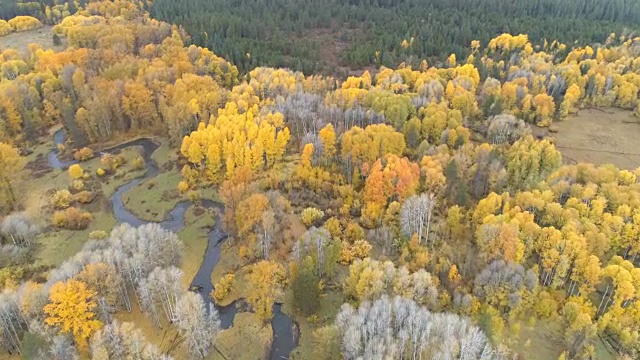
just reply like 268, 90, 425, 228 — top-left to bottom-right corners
333, 295, 498, 359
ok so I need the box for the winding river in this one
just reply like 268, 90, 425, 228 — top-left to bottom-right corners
48, 129, 298, 359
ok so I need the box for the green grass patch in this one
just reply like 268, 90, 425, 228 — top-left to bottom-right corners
122, 169, 182, 222
506, 318, 617, 360
23, 144, 148, 268
33, 209, 116, 267
211, 242, 251, 306
213, 312, 273, 360
285, 287, 345, 360
114, 298, 193, 359
121, 141, 182, 222
178, 205, 216, 288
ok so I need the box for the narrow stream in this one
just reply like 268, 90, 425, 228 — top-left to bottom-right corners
46, 129, 77, 169
48, 129, 299, 359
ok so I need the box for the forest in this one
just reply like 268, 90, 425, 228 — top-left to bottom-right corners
131, 0, 640, 73
2, 0, 640, 74
0, 0, 639, 359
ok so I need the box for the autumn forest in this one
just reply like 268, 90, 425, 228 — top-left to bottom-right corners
0, 0, 639, 359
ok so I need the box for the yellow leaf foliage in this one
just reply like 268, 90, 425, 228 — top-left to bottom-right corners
44, 279, 103, 347
212, 273, 236, 304
68, 164, 84, 180
180, 102, 290, 182
247, 261, 285, 322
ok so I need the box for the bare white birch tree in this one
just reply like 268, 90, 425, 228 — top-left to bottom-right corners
0, 212, 39, 247
90, 320, 172, 360
174, 292, 220, 359
400, 193, 435, 245
335, 295, 500, 360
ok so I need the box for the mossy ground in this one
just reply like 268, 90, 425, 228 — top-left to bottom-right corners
284, 288, 345, 360
179, 204, 216, 288
212, 313, 273, 360
121, 140, 183, 222
22, 135, 146, 268
506, 318, 616, 360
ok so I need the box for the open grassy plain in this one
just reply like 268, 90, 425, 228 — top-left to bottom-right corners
546, 108, 640, 169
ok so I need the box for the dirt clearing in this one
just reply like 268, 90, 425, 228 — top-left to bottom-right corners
545, 108, 640, 169
0, 26, 64, 54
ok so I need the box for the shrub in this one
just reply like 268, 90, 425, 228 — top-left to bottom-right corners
0, 267, 25, 289
301, 207, 324, 227
211, 273, 235, 303
345, 221, 365, 242
0, 20, 12, 36
115, 154, 126, 167
350, 239, 372, 259
131, 155, 145, 170
100, 154, 116, 170
68, 164, 83, 179
2, 60, 28, 79
100, 154, 114, 171
100, 153, 125, 171
52, 212, 65, 227
486, 114, 529, 145
181, 165, 199, 185
7, 16, 42, 32
73, 191, 94, 204
71, 180, 84, 191
73, 147, 94, 161
88, 230, 108, 240
96, 168, 105, 177
323, 217, 342, 238
57, 143, 65, 152
52, 207, 93, 230
177, 181, 189, 193
187, 190, 201, 205
339, 241, 353, 264
339, 239, 371, 264
51, 190, 73, 209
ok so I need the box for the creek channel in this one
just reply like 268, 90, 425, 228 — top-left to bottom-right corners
48, 129, 298, 359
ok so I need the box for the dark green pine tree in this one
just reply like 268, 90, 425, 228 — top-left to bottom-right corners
292, 256, 321, 316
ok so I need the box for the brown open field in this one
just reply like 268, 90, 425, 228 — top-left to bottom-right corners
0, 26, 64, 54
544, 108, 640, 169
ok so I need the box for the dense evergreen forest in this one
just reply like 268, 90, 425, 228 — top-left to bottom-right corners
149, 0, 640, 73
0, 0, 81, 20
2, 0, 640, 74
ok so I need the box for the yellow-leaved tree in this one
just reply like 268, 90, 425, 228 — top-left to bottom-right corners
318, 123, 336, 163
506, 136, 561, 188
68, 164, 84, 180
0, 142, 23, 213
180, 102, 290, 183
44, 279, 103, 347
247, 260, 285, 322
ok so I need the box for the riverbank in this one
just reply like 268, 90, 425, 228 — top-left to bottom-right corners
38, 129, 300, 359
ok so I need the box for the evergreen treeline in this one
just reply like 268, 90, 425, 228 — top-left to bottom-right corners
0, 0, 82, 21
146, 0, 640, 73
2, 0, 640, 74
